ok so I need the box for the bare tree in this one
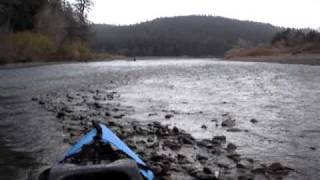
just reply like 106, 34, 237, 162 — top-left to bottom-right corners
73, 0, 93, 25
35, 0, 67, 45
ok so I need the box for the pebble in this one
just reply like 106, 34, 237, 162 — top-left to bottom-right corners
221, 119, 236, 127
250, 118, 258, 124
212, 136, 226, 144
238, 175, 254, 180
227, 143, 237, 152
163, 140, 181, 150
56, 112, 65, 119
38, 100, 45, 105
251, 167, 266, 174
268, 162, 292, 174
147, 137, 154, 143
227, 153, 241, 162
237, 160, 253, 169
177, 154, 189, 164
113, 114, 125, 119
197, 154, 209, 162
203, 167, 212, 174
148, 113, 158, 117
172, 126, 179, 134
179, 135, 194, 145
165, 114, 174, 119
227, 128, 242, 132
211, 119, 218, 122
93, 102, 102, 108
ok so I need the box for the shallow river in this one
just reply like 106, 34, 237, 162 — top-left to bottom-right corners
0, 59, 319, 179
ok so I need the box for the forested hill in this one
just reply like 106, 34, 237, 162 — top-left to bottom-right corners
91, 16, 281, 57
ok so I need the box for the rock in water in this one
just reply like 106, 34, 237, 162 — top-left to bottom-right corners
268, 162, 292, 174
203, 167, 212, 174
212, 136, 226, 144
221, 119, 235, 127
226, 128, 242, 132
165, 114, 174, 119
226, 143, 237, 152
250, 118, 258, 124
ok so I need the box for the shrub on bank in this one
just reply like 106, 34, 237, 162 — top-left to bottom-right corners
0, 31, 96, 63
10, 32, 56, 62
224, 47, 277, 59
58, 41, 92, 60
0, 32, 55, 63
224, 44, 320, 59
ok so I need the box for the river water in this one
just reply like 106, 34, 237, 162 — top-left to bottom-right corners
0, 59, 319, 179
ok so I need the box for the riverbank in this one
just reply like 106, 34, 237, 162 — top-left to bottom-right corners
225, 54, 320, 65
0, 56, 127, 70
0, 56, 217, 69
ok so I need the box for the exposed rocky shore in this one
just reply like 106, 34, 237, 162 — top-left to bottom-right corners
34, 86, 293, 180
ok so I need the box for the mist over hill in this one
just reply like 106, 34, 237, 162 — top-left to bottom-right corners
91, 15, 281, 57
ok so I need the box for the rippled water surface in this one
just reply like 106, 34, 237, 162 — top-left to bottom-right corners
0, 59, 320, 179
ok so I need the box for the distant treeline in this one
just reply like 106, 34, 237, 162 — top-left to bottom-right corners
91, 16, 280, 57
0, 0, 93, 63
225, 28, 320, 59
272, 28, 320, 47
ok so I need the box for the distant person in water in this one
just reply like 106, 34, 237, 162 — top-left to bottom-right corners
133, 57, 136, 61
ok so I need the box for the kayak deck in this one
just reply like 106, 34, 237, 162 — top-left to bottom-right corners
39, 121, 154, 180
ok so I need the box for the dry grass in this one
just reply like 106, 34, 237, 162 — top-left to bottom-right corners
1, 32, 55, 63
224, 44, 320, 59
0, 31, 124, 64
57, 41, 93, 61
224, 47, 278, 59
91, 52, 126, 60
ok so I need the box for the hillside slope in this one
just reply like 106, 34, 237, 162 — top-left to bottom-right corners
91, 16, 281, 57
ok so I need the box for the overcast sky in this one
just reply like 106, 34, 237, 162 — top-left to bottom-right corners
86, 0, 319, 29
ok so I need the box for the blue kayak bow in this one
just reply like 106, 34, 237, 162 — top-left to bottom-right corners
61, 123, 154, 180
